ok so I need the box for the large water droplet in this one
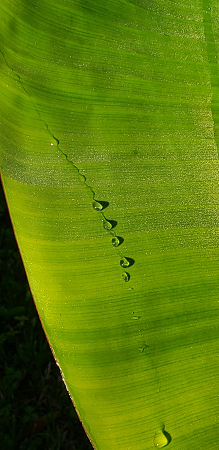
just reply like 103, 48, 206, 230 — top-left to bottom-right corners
103, 220, 112, 230
120, 257, 129, 268
122, 272, 129, 282
92, 201, 103, 211
112, 237, 120, 247
153, 428, 170, 448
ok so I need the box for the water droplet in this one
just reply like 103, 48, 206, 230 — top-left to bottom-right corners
13, 73, 20, 82
50, 137, 58, 146
122, 272, 129, 282
112, 237, 120, 247
153, 428, 171, 448
138, 343, 149, 352
120, 257, 129, 268
103, 220, 112, 230
79, 173, 85, 183
92, 201, 103, 211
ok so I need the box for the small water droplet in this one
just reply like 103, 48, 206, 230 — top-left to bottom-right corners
120, 257, 129, 268
92, 201, 103, 211
138, 343, 149, 352
103, 220, 112, 230
50, 137, 58, 146
122, 272, 129, 282
13, 73, 20, 81
112, 237, 120, 247
79, 173, 85, 183
153, 428, 171, 448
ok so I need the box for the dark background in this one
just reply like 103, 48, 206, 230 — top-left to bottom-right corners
0, 179, 93, 450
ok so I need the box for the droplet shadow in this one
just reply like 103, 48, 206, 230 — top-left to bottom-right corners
116, 236, 124, 246
105, 219, 117, 229
124, 257, 135, 267
95, 200, 109, 210
163, 429, 172, 445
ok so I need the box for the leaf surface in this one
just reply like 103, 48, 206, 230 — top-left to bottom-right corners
1, 1, 219, 448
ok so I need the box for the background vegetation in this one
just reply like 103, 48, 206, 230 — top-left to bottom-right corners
0, 179, 92, 450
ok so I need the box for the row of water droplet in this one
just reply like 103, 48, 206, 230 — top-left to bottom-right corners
50, 137, 134, 282
50, 138, 134, 282
2, 50, 133, 282
92, 200, 132, 282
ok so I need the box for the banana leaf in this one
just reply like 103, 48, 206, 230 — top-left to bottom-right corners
1, 0, 219, 448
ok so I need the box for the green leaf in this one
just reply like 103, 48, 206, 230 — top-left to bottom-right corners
1, 0, 219, 448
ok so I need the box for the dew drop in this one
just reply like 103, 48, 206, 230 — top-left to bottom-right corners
122, 272, 129, 282
112, 237, 120, 247
138, 343, 149, 352
103, 220, 112, 230
50, 137, 58, 146
153, 428, 170, 448
120, 257, 129, 268
79, 173, 85, 183
92, 201, 103, 211
13, 73, 20, 82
